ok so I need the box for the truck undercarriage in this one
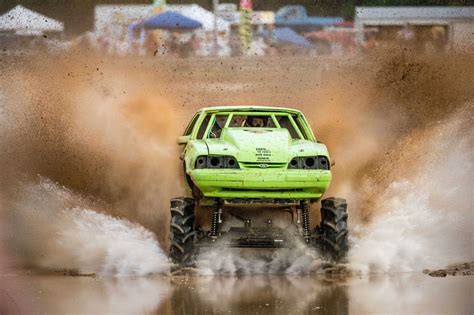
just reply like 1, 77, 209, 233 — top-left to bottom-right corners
170, 197, 349, 267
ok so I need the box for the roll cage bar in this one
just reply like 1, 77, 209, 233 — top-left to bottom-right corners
185, 111, 316, 141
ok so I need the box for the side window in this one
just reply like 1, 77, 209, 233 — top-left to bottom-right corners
209, 115, 229, 139
197, 114, 211, 139
278, 116, 300, 139
266, 117, 276, 128
184, 114, 199, 136
294, 116, 309, 140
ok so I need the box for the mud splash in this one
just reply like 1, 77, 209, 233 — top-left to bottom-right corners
349, 108, 473, 273
6, 178, 169, 275
0, 54, 184, 247
196, 244, 326, 276
0, 50, 473, 275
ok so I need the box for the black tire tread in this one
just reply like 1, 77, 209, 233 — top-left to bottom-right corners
317, 197, 349, 262
170, 197, 196, 267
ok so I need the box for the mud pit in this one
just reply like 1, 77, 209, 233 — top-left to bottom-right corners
1, 273, 473, 314
0, 51, 473, 313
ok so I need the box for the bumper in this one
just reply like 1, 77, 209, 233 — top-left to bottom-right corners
189, 168, 331, 199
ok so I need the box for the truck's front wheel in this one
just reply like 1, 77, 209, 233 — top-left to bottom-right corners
316, 197, 349, 262
170, 197, 197, 267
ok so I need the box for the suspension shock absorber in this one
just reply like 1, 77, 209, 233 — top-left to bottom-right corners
300, 200, 311, 242
210, 199, 222, 239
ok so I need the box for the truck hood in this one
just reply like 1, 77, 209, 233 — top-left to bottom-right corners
204, 128, 328, 163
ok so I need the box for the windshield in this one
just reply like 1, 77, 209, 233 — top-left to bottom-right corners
200, 112, 313, 140
229, 115, 276, 128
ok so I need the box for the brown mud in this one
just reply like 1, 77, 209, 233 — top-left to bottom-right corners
425, 261, 474, 277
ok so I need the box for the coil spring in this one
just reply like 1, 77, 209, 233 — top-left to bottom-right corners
301, 201, 311, 238
210, 200, 220, 237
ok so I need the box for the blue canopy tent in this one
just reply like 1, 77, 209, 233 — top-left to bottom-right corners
259, 27, 314, 49
275, 6, 343, 27
275, 16, 344, 27
130, 11, 202, 31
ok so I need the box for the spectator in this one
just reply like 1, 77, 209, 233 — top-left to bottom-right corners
248, 37, 267, 56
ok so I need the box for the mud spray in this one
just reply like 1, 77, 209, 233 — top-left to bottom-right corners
0, 50, 472, 275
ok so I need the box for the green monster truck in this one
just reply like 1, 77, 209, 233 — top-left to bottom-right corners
170, 106, 348, 267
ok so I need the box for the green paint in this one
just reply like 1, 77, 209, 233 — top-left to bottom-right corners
180, 106, 333, 201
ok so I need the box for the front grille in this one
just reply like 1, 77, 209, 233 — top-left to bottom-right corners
240, 162, 287, 169
222, 188, 304, 192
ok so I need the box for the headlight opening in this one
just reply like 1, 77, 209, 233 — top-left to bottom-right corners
195, 156, 239, 169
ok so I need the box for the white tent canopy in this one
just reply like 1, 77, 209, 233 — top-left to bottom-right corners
0, 5, 64, 35
167, 4, 231, 32
94, 5, 153, 31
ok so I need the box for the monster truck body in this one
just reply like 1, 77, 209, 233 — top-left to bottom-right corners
170, 106, 348, 267
180, 106, 332, 200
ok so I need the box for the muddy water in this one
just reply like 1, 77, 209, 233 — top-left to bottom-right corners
1, 274, 472, 314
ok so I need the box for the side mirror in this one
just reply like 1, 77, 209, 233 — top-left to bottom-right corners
331, 158, 336, 167
177, 135, 190, 145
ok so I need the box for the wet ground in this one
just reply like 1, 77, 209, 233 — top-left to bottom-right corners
1, 273, 472, 314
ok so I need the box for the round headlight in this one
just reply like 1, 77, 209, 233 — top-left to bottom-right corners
305, 157, 316, 168
290, 159, 298, 168
318, 156, 330, 170
196, 156, 206, 168
210, 157, 220, 167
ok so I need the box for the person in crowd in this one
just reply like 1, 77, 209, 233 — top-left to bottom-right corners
362, 32, 378, 51
217, 31, 231, 57
264, 36, 278, 56
144, 32, 157, 56
248, 37, 267, 56
190, 34, 200, 56
196, 32, 213, 57
115, 33, 130, 56
431, 26, 447, 52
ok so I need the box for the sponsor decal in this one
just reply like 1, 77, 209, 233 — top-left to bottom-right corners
255, 147, 271, 161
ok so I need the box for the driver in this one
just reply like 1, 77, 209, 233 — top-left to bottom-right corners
248, 116, 266, 127
210, 115, 227, 138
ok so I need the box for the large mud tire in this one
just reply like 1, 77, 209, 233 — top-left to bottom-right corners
317, 197, 349, 262
170, 197, 197, 267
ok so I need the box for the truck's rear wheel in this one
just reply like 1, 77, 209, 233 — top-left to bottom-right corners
316, 197, 349, 262
170, 197, 197, 267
